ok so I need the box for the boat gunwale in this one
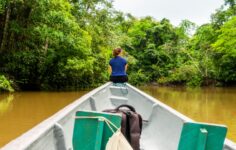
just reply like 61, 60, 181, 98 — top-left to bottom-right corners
1, 82, 112, 150
125, 84, 236, 149
1, 82, 236, 150
126, 83, 194, 122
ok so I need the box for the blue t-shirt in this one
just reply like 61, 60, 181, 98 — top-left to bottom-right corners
109, 56, 127, 76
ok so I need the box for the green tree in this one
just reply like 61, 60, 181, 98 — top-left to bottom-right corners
71, 0, 125, 86
123, 17, 182, 84
0, 0, 93, 90
212, 16, 236, 83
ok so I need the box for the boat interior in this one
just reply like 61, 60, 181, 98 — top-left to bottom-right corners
2, 82, 234, 150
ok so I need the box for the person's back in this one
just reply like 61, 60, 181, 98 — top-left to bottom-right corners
110, 56, 127, 76
109, 48, 128, 83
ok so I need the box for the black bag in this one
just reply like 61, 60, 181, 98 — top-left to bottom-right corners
104, 104, 142, 150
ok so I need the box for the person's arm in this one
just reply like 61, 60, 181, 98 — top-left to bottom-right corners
125, 64, 128, 72
108, 59, 112, 75
108, 65, 112, 75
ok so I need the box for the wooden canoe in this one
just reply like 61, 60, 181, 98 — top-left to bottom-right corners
2, 82, 236, 150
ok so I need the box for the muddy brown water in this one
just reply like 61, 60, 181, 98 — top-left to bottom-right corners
0, 91, 88, 147
139, 86, 236, 142
0, 86, 235, 147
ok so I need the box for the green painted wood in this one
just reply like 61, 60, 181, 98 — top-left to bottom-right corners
178, 122, 227, 150
73, 111, 122, 150
197, 128, 208, 150
95, 119, 105, 150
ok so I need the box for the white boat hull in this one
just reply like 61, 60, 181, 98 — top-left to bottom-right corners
2, 82, 236, 150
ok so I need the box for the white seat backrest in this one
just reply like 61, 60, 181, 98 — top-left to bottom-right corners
141, 104, 185, 150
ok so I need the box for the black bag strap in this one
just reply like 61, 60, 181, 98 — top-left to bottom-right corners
116, 104, 136, 112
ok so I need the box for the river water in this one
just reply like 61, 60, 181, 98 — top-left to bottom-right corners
0, 86, 235, 147
0, 91, 88, 147
139, 86, 236, 143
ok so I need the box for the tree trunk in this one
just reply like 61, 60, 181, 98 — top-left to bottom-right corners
0, 4, 11, 53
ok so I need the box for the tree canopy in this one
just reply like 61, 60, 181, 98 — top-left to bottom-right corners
0, 0, 236, 91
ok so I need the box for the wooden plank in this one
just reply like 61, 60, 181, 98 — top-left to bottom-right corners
73, 111, 122, 150
197, 128, 208, 150
178, 122, 227, 150
95, 119, 105, 150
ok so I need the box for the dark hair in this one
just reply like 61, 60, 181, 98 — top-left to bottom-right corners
113, 48, 122, 57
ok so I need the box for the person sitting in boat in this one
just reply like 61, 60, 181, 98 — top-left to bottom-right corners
109, 48, 128, 83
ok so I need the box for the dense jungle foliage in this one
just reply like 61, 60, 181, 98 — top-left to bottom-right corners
0, 0, 236, 91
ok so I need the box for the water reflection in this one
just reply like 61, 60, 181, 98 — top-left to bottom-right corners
0, 94, 14, 116
139, 86, 236, 142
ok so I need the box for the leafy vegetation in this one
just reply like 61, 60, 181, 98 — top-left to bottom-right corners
212, 16, 236, 83
0, 0, 236, 91
0, 75, 14, 92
